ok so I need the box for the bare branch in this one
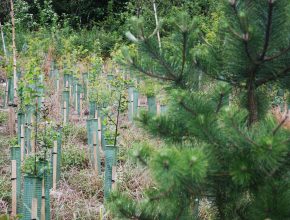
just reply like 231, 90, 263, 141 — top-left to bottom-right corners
273, 115, 288, 136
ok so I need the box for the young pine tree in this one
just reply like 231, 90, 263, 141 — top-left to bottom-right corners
108, 1, 290, 219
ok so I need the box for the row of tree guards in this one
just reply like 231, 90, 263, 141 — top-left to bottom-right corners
4, 60, 168, 219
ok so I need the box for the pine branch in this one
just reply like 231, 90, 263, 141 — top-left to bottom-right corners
179, 101, 197, 116
180, 101, 221, 147
131, 60, 176, 81
216, 93, 225, 114
142, 39, 181, 83
230, 4, 255, 63
263, 46, 290, 62
181, 32, 188, 75
259, 1, 274, 61
256, 66, 290, 86
229, 116, 260, 147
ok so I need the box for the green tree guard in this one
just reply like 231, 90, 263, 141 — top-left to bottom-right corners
277, 89, 285, 112
77, 83, 82, 116
82, 73, 88, 101
8, 77, 14, 105
160, 105, 167, 114
24, 105, 34, 153
37, 74, 44, 110
17, 112, 25, 144
128, 87, 138, 121
91, 118, 101, 174
104, 145, 117, 199
63, 74, 70, 89
44, 168, 51, 220
89, 101, 97, 118
38, 160, 51, 220
72, 77, 77, 107
10, 146, 22, 214
147, 96, 157, 115
56, 126, 63, 182
86, 119, 101, 172
23, 175, 42, 220
86, 119, 94, 163
99, 108, 106, 150
54, 69, 60, 90
62, 90, 70, 123
49, 61, 55, 78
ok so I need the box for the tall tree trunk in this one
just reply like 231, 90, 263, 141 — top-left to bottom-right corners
0, 21, 8, 107
9, 0, 17, 137
0, 21, 7, 56
10, 0, 17, 103
247, 74, 258, 126
152, 0, 161, 52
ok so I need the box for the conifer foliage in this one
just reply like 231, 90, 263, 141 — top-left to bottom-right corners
108, 1, 290, 219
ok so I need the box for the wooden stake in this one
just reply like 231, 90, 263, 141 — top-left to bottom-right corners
52, 141, 57, 189
20, 124, 25, 161
112, 165, 116, 190
157, 102, 161, 116
93, 132, 98, 175
98, 118, 102, 151
31, 198, 38, 220
11, 160, 17, 216
63, 101, 67, 124
8, 107, 15, 135
80, 93, 83, 119
75, 84, 78, 110
56, 79, 60, 92
41, 178, 45, 220
131, 93, 134, 116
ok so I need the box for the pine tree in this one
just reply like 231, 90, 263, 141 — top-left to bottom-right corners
108, 1, 290, 219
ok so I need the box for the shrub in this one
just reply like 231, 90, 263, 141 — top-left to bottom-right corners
61, 145, 89, 171
0, 111, 8, 126
62, 123, 87, 144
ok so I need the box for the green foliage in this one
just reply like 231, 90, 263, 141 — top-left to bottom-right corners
62, 123, 87, 144
61, 145, 89, 171
0, 111, 8, 125
22, 155, 50, 176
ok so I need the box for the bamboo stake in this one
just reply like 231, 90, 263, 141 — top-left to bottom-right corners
31, 198, 38, 220
11, 160, 17, 216
75, 84, 78, 110
41, 179, 45, 220
52, 141, 57, 189
20, 124, 25, 161
80, 93, 83, 120
63, 101, 67, 124
157, 102, 161, 116
131, 93, 134, 116
8, 107, 15, 134
112, 165, 116, 190
98, 119, 102, 152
